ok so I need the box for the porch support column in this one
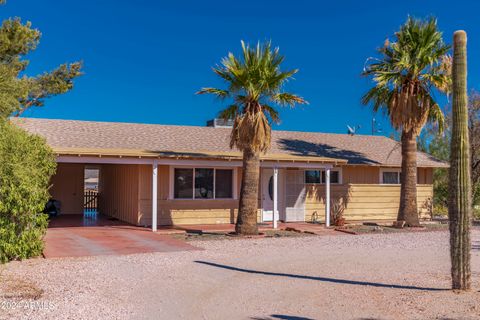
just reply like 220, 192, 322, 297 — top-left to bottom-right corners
325, 166, 331, 227
152, 159, 158, 232
273, 167, 278, 229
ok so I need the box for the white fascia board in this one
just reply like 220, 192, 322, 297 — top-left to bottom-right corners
57, 155, 337, 169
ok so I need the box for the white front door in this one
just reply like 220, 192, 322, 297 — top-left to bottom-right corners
261, 169, 277, 222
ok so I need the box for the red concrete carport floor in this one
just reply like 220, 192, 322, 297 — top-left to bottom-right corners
44, 216, 198, 258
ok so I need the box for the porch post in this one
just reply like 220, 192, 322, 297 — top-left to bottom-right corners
152, 159, 158, 232
273, 167, 278, 229
325, 166, 331, 227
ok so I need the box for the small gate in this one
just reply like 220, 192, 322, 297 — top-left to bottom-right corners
84, 190, 98, 213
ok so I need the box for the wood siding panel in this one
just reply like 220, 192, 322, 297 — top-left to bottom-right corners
49, 163, 84, 214
98, 164, 140, 225
305, 184, 433, 222
133, 164, 435, 226
342, 166, 380, 184
418, 168, 434, 184
139, 199, 240, 225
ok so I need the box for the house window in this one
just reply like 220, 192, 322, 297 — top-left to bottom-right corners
322, 170, 339, 184
174, 168, 194, 199
173, 168, 233, 199
215, 169, 233, 198
382, 171, 401, 184
305, 170, 321, 184
305, 169, 340, 184
194, 168, 214, 199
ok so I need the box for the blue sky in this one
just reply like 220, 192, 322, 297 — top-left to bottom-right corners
2, 0, 479, 136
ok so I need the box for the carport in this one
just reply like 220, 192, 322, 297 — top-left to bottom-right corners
44, 214, 198, 258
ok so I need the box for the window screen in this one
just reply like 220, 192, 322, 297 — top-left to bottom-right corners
322, 171, 339, 184
194, 168, 214, 199
215, 169, 233, 198
382, 171, 400, 184
305, 170, 321, 183
174, 168, 193, 198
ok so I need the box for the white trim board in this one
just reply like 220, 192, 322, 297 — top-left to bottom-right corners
57, 156, 335, 169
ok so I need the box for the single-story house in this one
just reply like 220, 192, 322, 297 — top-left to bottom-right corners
13, 117, 447, 230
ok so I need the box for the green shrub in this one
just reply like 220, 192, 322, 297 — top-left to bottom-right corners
474, 206, 480, 219
0, 121, 56, 263
433, 204, 448, 218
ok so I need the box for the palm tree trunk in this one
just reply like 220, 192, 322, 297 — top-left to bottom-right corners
397, 130, 420, 226
235, 148, 260, 235
449, 30, 472, 291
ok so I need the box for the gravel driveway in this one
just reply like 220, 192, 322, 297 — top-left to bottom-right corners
2, 229, 480, 320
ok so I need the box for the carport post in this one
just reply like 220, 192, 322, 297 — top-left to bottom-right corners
273, 167, 278, 229
152, 159, 158, 232
325, 166, 331, 227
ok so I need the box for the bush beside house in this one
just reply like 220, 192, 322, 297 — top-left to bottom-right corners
0, 121, 56, 263
0, 1, 81, 263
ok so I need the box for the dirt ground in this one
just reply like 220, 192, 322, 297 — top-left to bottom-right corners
1, 229, 480, 320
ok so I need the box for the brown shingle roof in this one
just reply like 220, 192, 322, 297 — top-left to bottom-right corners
12, 117, 448, 167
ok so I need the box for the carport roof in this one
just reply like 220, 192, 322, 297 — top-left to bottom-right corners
12, 117, 448, 167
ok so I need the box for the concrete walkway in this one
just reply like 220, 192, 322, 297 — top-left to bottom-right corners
44, 215, 336, 258
44, 215, 198, 258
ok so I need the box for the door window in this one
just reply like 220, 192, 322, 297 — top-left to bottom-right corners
268, 176, 273, 200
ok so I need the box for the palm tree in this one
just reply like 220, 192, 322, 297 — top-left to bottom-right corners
362, 17, 451, 226
197, 41, 307, 235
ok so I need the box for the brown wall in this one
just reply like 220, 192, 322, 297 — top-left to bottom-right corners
50, 162, 435, 226
305, 184, 433, 222
342, 166, 433, 184
342, 166, 380, 184
417, 167, 434, 184
98, 164, 140, 225
50, 163, 84, 214
137, 164, 434, 226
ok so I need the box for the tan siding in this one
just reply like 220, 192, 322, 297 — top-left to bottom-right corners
342, 166, 380, 184
305, 184, 433, 222
423, 168, 433, 184
343, 166, 434, 185
419, 167, 434, 184
138, 165, 169, 201
98, 164, 140, 225
50, 163, 84, 214
418, 168, 427, 184
139, 199, 240, 225
134, 164, 435, 226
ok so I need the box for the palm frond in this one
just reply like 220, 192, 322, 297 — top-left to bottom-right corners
196, 87, 230, 99
218, 104, 239, 120
427, 100, 445, 133
262, 104, 280, 124
361, 86, 393, 113
271, 92, 308, 107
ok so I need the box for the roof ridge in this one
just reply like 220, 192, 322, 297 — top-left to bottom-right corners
15, 117, 390, 138
12, 117, 448, 168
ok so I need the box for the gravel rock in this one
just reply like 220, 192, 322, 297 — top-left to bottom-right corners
1, 229, 480, 319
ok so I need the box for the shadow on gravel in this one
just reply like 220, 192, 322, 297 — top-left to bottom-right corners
195, 261, 448, 292
252, 315, 314, 320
